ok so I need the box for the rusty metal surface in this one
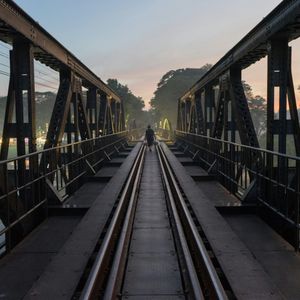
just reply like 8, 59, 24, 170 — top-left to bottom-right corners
122, 149, 184, 298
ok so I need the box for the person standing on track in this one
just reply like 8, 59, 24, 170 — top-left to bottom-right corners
145, 125, 156, 151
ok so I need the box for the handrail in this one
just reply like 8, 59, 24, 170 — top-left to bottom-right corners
175, 130, 300, 251
176, 130, 300, 161
0, 131, 128, 164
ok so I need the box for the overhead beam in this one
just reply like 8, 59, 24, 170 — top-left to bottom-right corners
181, 0, 300, 100
0, 0, 120, 101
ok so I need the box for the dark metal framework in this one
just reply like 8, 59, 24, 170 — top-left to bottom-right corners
177, 0, 300, 248
0, 132, 127, 251
176, 131, 300, 250
0, 0, 126, 250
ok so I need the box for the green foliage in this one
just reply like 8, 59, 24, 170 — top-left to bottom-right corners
150, 65, 212, 127
107, 79, 145, 127
242, 81, 267, 139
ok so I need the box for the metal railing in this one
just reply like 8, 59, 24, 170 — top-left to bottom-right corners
0, 131, 128, 253
176, 130, 300, 250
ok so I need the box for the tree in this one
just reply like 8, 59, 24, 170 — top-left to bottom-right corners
242, 81, 267, 140
150, 65, 212, 128
107, 79, 145, 128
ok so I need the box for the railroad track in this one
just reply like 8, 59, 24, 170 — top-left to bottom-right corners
72, 142, 234, 300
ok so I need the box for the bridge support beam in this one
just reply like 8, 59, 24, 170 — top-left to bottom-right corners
229, 67, 259, 148
194, 92, 205, 134
41, 70, 92, 197
106, 99, 114, 135
209, 69, 259, 197
87, 87, 99, 138
267, 39, 300, 157
0, 39, 40, 248
98, 92, 108, 135
204, 86, 215, 136
0, 39, 37, 166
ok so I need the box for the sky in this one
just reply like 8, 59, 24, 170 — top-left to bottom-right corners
11, 0, 289, 109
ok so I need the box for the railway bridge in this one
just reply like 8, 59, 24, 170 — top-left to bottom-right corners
0, 0, 300, 299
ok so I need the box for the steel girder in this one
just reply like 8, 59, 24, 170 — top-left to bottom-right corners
211, 75, 232, 141
188, 101, 197, 134
194, 92, 205, 134
0, 40, 37, 160
86, 87, 99, 138
43, 70, 73, 151
229, 68, 259, 148
0, 39, 39, 247
180, 0, 300, 101
177, 101, 184, 132
267, 39, 300, 156
40, 71, 92, 190
0, 1, 120, 101
178, 68, 259, 196
178, 71, 260, 149
0, 39, 39, 194
98, 93, 108, 135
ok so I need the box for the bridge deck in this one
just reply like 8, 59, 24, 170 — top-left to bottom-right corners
163, 143, 290, 299
0, 216, 81, 300
0, 144, 140, 300
0, 142, 299, 299
122, 148, 184, 298
225, 214, 300, 300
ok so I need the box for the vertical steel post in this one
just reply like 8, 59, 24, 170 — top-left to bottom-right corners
267, 39, 289, 186
87, 87, 98, 138
204, 86, 214, 136
98, 92, 108, 135
0, 40, 37, 181
195, 92, 205, 134
185, 99, 191, 133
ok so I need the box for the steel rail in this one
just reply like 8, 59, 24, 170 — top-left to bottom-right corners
102, 145, 146, 299
157, 143, 229, 300
79, 143, 145, 300
156, 144, 205, 299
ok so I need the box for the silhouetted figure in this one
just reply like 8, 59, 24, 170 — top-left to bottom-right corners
145, 125, 156, 151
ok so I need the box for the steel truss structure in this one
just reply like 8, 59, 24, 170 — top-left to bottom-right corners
176, 0, 300, 247
0, 0, 126, 248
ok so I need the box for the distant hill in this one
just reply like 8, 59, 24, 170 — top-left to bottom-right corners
0, 92, 56, 135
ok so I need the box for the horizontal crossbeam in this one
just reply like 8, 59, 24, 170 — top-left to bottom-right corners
181, 0, 300, 100
0, 0, 120, 101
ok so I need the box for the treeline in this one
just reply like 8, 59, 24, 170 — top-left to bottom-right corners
106, 79, 150, 128
150, 65, 212, 127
